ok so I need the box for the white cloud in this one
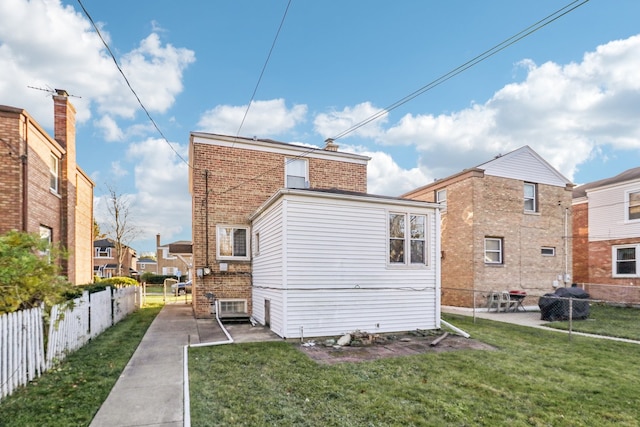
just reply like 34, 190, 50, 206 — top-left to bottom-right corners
110, 161, 128, 177
95, 115, 124, 142
197, 98, 307, 137
373, 34, 640, 182
314, 102, 388, 140
0, 0, 195, 132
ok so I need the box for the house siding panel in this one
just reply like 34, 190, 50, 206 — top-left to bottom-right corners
252, 192, 439, 339
588, 182, 640, 242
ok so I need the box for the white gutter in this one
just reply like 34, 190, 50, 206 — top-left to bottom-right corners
183, 300, 235, 427
440, 319, 471, 338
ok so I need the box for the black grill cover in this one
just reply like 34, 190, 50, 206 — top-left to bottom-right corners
538, 287, 590, 321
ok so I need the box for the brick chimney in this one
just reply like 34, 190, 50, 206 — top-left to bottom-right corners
53, 89, 77, 282
324, 138, 339, 152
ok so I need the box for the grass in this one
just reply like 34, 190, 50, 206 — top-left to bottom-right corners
544, 303, 640, 341
0, 301, 163, 427
189, 314, 640, 426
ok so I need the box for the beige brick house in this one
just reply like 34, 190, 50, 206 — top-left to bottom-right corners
93, 238, 138, 279
403, 146, 573, 307
156, 233, 192, 279
189, 133, 369, 318
572, 167, 640, 302
0, 91, 94, 284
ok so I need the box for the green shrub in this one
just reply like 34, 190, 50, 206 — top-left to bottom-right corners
97, 276, 139, 287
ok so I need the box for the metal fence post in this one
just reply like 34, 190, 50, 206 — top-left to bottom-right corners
568, 297, 573, 341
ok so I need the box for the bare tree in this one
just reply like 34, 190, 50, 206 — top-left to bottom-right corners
104, 185, 140, 276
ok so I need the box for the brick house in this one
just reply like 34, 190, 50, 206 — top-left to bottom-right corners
403, 146, 574, 307
93, 238, 138, 279
137, 257, 158, 275
156, 233, 192, 279
572, 167, 640, 302
0, 90, 94, 284
189, 133, 369, 318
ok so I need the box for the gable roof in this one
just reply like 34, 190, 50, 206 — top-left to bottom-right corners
573, 166, 640, 198
477, 146, 572, 187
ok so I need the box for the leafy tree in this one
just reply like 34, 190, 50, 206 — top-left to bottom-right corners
93, 219, 105, 240
0, 231, 74, 314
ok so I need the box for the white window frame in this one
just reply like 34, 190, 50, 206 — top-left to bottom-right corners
50, 154, 59, 194
625, 189, 640, 222
285, 158, 308, 189
39, 226, 52, 260
524, 182, 537, 213
541, 247, 556, 257
94, 247, 112, 258
216, 225, 250, 261
388, 212, 428, 267
484, 237, 503, 264
612, 244, 639, 277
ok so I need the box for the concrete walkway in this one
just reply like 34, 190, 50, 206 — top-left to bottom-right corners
90, 302, 279, 427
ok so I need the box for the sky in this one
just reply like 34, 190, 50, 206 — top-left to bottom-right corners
1, 0, 639, 255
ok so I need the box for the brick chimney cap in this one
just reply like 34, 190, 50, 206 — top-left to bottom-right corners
55, 89, 69, 97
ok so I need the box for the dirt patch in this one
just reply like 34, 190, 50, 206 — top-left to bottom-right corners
297, 331, 496, 365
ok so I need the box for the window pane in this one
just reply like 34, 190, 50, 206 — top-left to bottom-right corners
410, 215, 425, 239
389, 239, 404, 263
629, 192, 640, 220
233, 229, 247, 256
286, 159, 306, 176
524, 199, 535, 211
617, 247, 636, 261
524, 183, 535, 198
485, 252, 501, 263
485, 239, 500, 251
219, 228, 232, 256
617, 260, 636, 275
436, 189, 447, 203
286, 175, 306, 189
389, 214, 405, 238
410, 240, 425, 264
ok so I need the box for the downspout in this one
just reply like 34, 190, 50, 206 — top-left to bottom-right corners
183, 300, 234, 427
564, 207, 569, 285
21, 117, 29, 231
204, 169, 210, 268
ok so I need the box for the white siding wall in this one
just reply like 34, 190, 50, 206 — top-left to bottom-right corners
483, 148, 569, 187
253, 193, 439, 339
588, 182, 640, 241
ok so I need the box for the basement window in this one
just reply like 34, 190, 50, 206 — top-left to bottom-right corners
541, 247, 556, 256
219, 299, 248, 316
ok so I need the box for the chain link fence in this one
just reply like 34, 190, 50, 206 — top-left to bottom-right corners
442, 284, 640, 341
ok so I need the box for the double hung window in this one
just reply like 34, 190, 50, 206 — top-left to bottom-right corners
50, 154, 59, 193
285, 158, 308, 189
613, 245, 639, 277
626, 190, 640, 221
484, 237, 503, 264
389, 213, 427, 266
524, 183, 537, 212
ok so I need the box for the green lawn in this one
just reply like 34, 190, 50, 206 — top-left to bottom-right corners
189, 314, 640, 426
544, 303, 640, 341
0, 302, 163, 427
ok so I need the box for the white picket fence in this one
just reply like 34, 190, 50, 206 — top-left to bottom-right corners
0, 286, 140, 401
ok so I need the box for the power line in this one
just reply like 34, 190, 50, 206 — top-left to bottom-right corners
331, 0, 591, 141
76, 0, 189, 166
235, 0, 293, 141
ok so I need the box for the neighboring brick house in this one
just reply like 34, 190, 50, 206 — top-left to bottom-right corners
0, 90, 94, 284
189, 133, 369, 318
572, 167, 640, 302
156, 234, 193, 279
93, 238, 138, 279
403, 146, 574, 307
137, 257, 158, 275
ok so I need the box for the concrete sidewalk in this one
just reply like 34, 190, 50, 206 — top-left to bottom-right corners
90, 302, 280, 427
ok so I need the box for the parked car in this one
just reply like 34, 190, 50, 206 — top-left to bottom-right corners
171, 280, 192, 295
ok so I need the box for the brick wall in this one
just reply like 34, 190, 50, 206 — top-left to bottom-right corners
190, 138, 368, 318
587, 238, 640, 287
572, 201, 589, 283
408, 172, 572, 307
0, 108, 24, 232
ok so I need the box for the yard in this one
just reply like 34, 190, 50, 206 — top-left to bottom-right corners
189, 312, 640, 426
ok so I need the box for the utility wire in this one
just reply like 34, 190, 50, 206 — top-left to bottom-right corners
235, 0, 293, 140
331, 0, 591, 141
76, 0, 190, 166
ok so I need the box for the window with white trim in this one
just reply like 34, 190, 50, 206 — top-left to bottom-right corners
285, 158, 308, 189
39, 226, 52, 261
626, 190, 640, 221
94, 247, 112, 258
541, 247, 555, 256
613, 245, 639, 277
217, 226, 250, 260
389, 213, 427, 266
484, 237, 503, 264
50, 154, 59, 193
436, 189, 447, 204
524, 182, 537, 212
